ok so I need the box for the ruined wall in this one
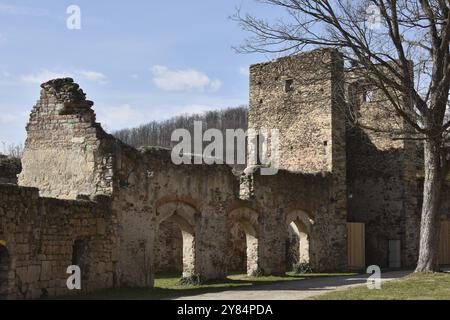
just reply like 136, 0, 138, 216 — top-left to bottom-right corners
6, 47, 427, 299
0, 156, 21, 184
247, 49, 348, 272
110, 145, 238, 285
346, 72, 419, 268
15, 78, 246, 286
239, 169, 347, 273
18, 78, 115, 199
0, 184, 116, 299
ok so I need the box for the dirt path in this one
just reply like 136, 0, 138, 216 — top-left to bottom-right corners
173, 271, 411, 300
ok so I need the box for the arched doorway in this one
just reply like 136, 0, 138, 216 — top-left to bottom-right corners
0, 246, 10, 300
228, 207, 260, 276
156, 202, 198, 278
285, 210, 313, 271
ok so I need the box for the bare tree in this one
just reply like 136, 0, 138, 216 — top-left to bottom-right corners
234, 0, 449, 272
1, 142, 23, 159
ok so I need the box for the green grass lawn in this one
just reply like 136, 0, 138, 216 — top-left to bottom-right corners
314, 272, 450, 300
66, 272, 355, 300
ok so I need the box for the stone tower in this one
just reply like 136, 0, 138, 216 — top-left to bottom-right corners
345, 67, 419, 268
248, 48, 347, 213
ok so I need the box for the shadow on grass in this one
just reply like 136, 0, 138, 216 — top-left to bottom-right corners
58, 271, 359, 300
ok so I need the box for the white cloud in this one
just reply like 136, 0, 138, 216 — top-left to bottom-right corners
21, 70, 71, 84
21, 69, 108, 85
151, 65, 222, 92
77, 70, 108, 84
239, 66, 249, 76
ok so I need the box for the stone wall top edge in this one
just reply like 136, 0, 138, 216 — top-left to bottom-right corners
136, 147, 237, 173
0, 183, 111, 208
249, 48, 342, 69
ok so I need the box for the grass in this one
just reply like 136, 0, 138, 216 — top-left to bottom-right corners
65, 271, 356, 300
314, 272, 450, 300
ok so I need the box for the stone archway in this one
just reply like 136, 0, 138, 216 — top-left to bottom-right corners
0, 245, 10, 300
285, 210, 314, 269
228, 207, 261, 276
156, 202, 199, 278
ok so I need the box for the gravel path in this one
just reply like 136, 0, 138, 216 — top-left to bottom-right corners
173, 270, 411, 300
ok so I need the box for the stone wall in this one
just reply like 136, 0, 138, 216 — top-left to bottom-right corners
3, 47, 437, 298
109, 144, 238, 285
0, 183, 116, 299
18, 78, 115, 199
345, 70, 419, 268
247, 49, 348, 272
239, 169, 347, 273
249, 49, 343, 174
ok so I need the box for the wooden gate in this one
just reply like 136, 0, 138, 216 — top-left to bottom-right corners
440, 220, 450, 265
347, 222, 365, 270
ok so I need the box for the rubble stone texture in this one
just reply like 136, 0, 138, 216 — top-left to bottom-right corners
0, 48, 442, 299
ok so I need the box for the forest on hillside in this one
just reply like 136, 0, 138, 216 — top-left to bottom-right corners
113, 106, 248, 149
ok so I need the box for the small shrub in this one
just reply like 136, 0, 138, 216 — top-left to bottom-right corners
249, 268, 264, 277
292, 262, 313, 274
179, 274, 202, 286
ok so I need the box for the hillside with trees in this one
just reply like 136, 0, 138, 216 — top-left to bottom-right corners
113, 106, 248, 149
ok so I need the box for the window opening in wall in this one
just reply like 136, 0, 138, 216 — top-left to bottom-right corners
285, 79, 294, 92
364, 89, 374, 103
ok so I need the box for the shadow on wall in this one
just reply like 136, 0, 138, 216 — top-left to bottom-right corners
346, 125, 418, 268
156, 202, 199, 279
155, 220, 183, 274
0, 246, 10, 300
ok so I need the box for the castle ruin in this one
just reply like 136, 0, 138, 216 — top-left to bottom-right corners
1, 48, 449, 299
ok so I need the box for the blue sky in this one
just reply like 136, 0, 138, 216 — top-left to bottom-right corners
0, 0, 284, 147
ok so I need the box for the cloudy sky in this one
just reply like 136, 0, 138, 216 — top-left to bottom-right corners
0, 0, 284, 148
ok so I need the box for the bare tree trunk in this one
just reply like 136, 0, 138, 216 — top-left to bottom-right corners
416, 139, 443, 272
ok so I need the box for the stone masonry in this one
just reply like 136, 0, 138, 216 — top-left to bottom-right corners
0, 48, 439, 299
